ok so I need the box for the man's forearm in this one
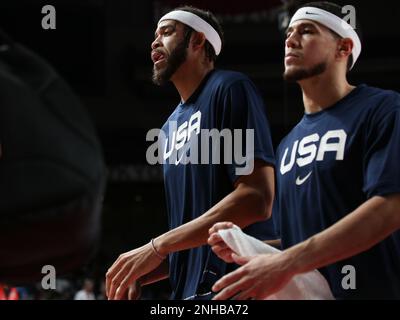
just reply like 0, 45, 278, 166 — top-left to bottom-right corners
140, 259, 169, 286
282, 194, 400, 276
156, 176, 274, 256
265, 239, 281, 249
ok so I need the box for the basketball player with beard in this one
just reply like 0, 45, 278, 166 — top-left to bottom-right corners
208, 2, 400, 300
105, 6, 276, 300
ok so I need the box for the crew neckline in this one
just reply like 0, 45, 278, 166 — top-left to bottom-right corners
302, 84, 366, 123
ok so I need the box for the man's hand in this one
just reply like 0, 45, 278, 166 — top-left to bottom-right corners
123, 281, 142, 300
119, 281, 142, 300
106, 242, 164, 300
208, 222, 237, 263
212, 252, 294, 300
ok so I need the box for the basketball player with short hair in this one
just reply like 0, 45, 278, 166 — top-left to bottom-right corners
209, 2, 400, 300
106, 6, 276, 300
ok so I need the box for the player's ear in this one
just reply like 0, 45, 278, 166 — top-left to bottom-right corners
337, 38, 353, 59
190, 31, 206, 52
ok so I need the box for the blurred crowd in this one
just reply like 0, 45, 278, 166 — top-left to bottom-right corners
0, 278, 105, 300
0, 277, 170, 300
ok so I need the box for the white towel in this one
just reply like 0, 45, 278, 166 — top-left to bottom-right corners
218, 225, 334, 300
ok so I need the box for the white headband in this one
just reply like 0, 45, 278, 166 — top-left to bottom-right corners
289, 7, 361, 70
158, 10, 222, 56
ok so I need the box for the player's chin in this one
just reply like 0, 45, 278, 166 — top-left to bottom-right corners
284, 64, 299, 74
152, 65, 163, 75
154, 58, 167, 70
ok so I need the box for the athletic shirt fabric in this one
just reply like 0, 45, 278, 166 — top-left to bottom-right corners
274, 84, 400, 299
161, 69, 276, 300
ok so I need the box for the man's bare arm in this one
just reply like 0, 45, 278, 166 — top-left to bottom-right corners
155, 160, 274, 256
212, 193, 400, 300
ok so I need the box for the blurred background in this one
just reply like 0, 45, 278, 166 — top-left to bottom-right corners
0, 0, 399, 299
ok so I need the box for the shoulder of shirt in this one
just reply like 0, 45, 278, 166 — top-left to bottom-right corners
210, 69, 254, 89
358, 85, 400, 113
277, 85, 400, 151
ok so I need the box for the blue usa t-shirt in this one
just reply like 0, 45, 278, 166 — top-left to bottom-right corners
160, 69, 275, 300
274, 84, 400, 299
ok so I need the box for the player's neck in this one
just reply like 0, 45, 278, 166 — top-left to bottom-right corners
171, 61, 214, 103
299, 71, 355, 114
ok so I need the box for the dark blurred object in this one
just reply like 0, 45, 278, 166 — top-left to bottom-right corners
0, 29, 106, 285
0, 1, 106, 96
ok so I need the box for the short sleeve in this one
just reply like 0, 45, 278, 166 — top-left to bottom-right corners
363, 96, 400, 198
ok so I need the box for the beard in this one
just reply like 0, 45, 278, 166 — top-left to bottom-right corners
152, 39, 188, 86
283, 61, 327, 82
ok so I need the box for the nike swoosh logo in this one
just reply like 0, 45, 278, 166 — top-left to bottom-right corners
305, 12, 319, 15
296, 171, 312, 185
